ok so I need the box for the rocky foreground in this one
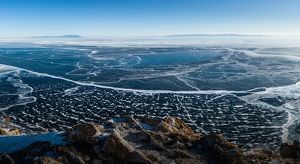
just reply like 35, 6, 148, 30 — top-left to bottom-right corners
0, 116, 299, 164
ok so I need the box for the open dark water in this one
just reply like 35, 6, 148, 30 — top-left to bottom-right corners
0, 41, 299, 149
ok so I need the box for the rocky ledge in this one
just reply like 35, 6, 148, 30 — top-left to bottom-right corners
0, 116, 299, 164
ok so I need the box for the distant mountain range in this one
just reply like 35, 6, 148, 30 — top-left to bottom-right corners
31, 35, 82, 38
165, 34, 266, 37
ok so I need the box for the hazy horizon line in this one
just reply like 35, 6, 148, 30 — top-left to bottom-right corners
1, 33, 300, 39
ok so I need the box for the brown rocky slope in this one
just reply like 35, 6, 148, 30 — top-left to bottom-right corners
0, 116, 299, 164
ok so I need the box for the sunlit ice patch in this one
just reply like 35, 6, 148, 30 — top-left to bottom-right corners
0, 64, 16, 73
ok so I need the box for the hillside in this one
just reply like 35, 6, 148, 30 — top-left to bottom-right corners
0, 116, 299, 164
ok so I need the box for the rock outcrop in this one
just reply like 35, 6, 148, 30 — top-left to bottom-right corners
0, 128, 21, 136
0, 116, 299, 164
0, 115, 21, 136
67, 123, 104, 142
158, 116, 200, 140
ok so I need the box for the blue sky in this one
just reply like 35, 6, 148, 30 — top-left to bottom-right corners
0, 0, 300, 37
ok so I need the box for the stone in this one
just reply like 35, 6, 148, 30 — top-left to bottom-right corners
192, 134, 244, 163
34, 156, 62, 164
0, 128, 21, 136
173, 150, 194, 159
143, 131, 169, 151
158, 116, 200, 140
69, 123, 103, 141
102, 129, 152, 163
103, 129, 135, 159
6, 128, 21, 136
199, 134, 237, 150
169, 141, 186, 149
0, 128, 7, 135
64, 151, 85, 164
55, 145, 90, 164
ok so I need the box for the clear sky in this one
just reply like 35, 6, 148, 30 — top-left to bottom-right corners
0, 0, 300, 37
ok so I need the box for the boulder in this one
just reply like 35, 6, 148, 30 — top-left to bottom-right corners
172, 150, 194, 159
34, 156, 62, 164
103, 129, 135, 158
69, 123, 103, 142
102, 129, 152, 163
158, 116, 200, 139
0, 128, 21, 136
0, 128, 7, 135
64, 150, 85, 164
6, 128, 21, 136
194, 134, 243, 163
198, 134, 237, 150
55, 146, 90, 164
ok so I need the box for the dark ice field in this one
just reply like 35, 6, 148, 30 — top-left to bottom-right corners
0, 43, 300, 149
